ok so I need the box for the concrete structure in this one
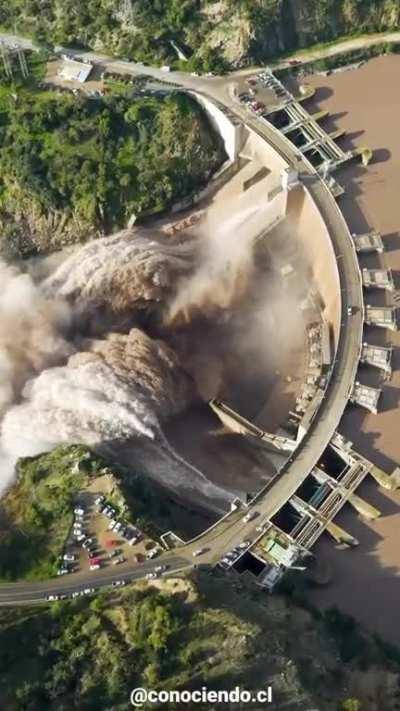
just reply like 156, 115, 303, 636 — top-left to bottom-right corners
190, 92, 244, 162
209, 399, 296, 454
0, 36, 397, 604
59, 56, 93, 83
362, 268, 394, 291
259, 70, 355, 171
365, 304, 397, 330
352, 230, 384, 253
281, 167, 299, 191
360, 342, 392, 375
350, 381, 381, 414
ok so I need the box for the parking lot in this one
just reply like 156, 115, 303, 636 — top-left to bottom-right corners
57, 480, 161, 583
234, 70, 287, 118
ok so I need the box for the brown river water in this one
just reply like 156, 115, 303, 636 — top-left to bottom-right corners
301, 55, 400, 645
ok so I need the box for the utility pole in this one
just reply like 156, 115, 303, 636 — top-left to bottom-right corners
18, 48, 29, 79
0, 44, 13, 79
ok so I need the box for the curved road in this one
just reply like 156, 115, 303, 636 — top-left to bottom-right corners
0, 34, 366, 604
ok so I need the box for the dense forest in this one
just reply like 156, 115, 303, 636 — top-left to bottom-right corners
1, 574, 399, 710
0, 82, 224, 256
0, 0, 399, 69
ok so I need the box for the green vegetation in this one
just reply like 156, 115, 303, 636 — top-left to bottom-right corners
0, 446, 94, 580
0, 444, 201, 581
0, 574, 399, 709
0, 1, 399, 70
0, 83, 224, 256
276, 40, 400, 79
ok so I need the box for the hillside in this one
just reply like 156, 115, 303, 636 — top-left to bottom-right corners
0, 444, 208, 581
0, 78, 225, 257
1, 1, 399, 70
0, 446, 98, 580
0, 573, 399, 710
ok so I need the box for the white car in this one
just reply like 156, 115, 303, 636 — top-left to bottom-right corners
76, 534, 86, 543
112, 580, 126, 587
238, 541, 251, 549
74, 507, 84, 516
63, 554, 76, 562
90, 563, 100, 571
72, 591, 80, 599
108, 520, 117, 530
242, 510, 258, 523
154, 565, 167, 573
46, 594, 59, 601
95, 495, 105, 505
114, 522, 122, 532
128, 536, 139, 546
146, 548, 159, 559
146, 572, 157, 580
192, 548, 206, 557
83, 588, 95, 595
57, 568, 69, 576
113, 556, 125, 566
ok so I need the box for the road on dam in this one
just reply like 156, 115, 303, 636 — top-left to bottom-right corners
0, 32, 366, 604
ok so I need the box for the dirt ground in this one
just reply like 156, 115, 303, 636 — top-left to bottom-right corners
299, 55, 400, 645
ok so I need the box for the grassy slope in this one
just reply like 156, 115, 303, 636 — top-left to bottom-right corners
0, 573, 399, 710
0, 63, 225, 256
0, 446, 95, 580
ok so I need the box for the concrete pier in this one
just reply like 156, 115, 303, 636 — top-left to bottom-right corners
348, 493, 381, 520
360, 342, 392, 375
362, 268, 394, 291
369, 464, 400, 490
365, 305, 397, 330
352, 230, 384, 253
326, 521, 359, 547
350, 381, 381, 414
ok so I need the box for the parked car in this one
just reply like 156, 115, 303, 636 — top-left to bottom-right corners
146, 548, 159, 559
71, 591, 80, 599
146, 572, 157, 580
46, 594, 59, 601
154, 565, 167, 573
83, 588, 95, 595
90, 563, 100, 571
83, 538, 94, 549
242, 510, 258, 523
112, 580, 126, 587
95, 495, 105, 506
238, 540, 251, 549
113, 556, 125, 566
192, 548, 206, 557
63, 554, 76, 562
128, 536, 139, 546
57, 568, 69, 576
74, 507, 84, 516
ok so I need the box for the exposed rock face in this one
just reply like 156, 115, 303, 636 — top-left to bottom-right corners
201, 0, 400, 66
